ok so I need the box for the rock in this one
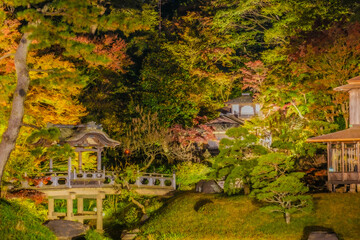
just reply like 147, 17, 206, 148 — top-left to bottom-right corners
308, 231, 338, 240
140, 214, 149, 222
121, 229, 140, 240
195, 180, 222, 193
44, 220, 89, 240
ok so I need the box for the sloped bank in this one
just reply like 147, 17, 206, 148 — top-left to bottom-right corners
137, 192, 360, 240
0, 198, 56, 240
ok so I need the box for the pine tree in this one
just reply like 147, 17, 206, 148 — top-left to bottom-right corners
251, 153, 312, 224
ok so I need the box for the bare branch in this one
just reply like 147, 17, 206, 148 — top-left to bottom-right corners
21, 123, 41, 130
0, 53, 15, 61
291, 101, 304, 119
29, 68, 55, 73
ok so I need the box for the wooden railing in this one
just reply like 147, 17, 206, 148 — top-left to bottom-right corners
21, 170, 176, 190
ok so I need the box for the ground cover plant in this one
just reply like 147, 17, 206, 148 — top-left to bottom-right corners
139, 192, 360, 240
0, 198, 55, 240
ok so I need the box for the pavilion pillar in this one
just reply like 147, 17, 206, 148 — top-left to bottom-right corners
48, 197, 54, 219
357, 143, 360, 178
67, 157, 72, 188
342, 142, 345, 181
77, 197, 84, 223
327, 143, 330, 176
97, 148, 102, 171
49, 158, 53, 172
77, 197, 83, 214
66, 192, 76, 220
78, 151, 82, 172
96, 192, 105, 232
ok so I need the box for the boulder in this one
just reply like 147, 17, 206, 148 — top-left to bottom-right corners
195, 180, 222, 193
44, 220, 89, 240
308, 231, 338, 240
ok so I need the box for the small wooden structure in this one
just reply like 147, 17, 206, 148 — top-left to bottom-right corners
308, 76, 360, 191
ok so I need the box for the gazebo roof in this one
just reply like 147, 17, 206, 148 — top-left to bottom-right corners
307, 126, 360, 143
49, 122, 120, 148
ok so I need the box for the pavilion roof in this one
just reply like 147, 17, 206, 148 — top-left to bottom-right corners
334, 76, 360, 91
307, 126, 360, 143
50, 122, 120, 148
206, 116, 244, 131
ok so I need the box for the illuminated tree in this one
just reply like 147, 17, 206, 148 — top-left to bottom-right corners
0, 1, 157, 186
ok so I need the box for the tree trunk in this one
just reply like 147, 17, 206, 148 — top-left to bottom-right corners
285, 212, 291, 224
0, 33, 31, 188
244, 184, 250, 195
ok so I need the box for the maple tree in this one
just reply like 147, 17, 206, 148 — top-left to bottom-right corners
0, 1, 156, 186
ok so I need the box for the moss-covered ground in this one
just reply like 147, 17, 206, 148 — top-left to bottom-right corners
138, 192, 360, 240
3, 192, 360, 240
0, 198, 55, 240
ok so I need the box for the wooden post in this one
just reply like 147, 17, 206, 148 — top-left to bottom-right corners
78, 151, 82, 172
327, 143, 330, 183
67, 157, 72, 188
172, 171, 176, 190
342, 142, 345, 181
357, 142, 360, 181
96, 192, 105, 232
97, 149, 102, 171
48, 197, 54, 219
66, 192, 76, 220
77, 197, 84, 223
77, 198, 83, 214
49, 158, 53, 172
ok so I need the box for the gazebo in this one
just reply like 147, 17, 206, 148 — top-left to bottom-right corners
307, 76, 360, 191
25, 121, 120, 188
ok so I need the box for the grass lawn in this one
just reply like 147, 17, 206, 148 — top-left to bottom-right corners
138, 192, 360, 240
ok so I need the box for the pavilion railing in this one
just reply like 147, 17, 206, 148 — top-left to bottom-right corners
21, 170, 176, 190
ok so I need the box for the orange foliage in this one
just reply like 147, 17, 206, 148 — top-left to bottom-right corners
72, 34, 133, 72
7, 189, 46, 205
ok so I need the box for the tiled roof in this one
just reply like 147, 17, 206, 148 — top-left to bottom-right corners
44, 122, 120, 148
334, 76, 360, 91
307, 126, 360, 142
206, 115, 243, 125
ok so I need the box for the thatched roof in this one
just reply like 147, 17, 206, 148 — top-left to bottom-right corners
307, 126, 360, 143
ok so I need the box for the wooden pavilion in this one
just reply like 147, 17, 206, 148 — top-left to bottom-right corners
23, 122, 176, 231
307, 76, 360, 191
23, 121, 121, 188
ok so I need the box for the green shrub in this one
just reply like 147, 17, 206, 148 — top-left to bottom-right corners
85, 229, 111, 240
175, 162, 211, 190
